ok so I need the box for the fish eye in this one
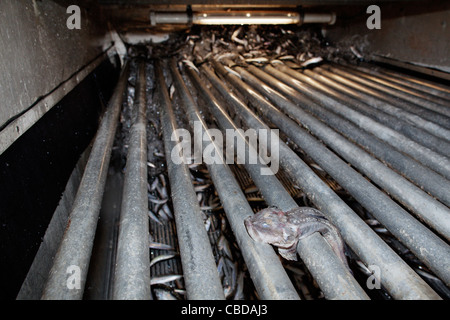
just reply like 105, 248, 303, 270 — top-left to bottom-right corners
261, 222, 270, 228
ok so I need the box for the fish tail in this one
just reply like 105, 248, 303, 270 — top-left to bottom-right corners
322, 224, 351, 273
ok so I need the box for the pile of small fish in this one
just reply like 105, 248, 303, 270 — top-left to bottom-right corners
147, 173, 173, 224
175, 25, 349, 74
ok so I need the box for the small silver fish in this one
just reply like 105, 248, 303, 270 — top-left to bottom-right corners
279, 55, 295, 60
231, 27, 248, 47
182, 59, 199, 74
223, 66, 242, 79
245, 57, 269, 64
234, 271, 245, 300
150, 178, 159, 191
270, 59, 284, 65
150, 274, 183, 285
150, 254, 177, 267
162, 203, 173, 219
301, 57, 323, 67
148, 210, 162, 225
218, 235, 233, 260
149, 241, 174, 251
158, 207, 169, 221
194, 184, 211, 192
153, 287, 179, 300
169, 84, 175, 99
244, 185, 259, 194
309, 163, 324, 172
204, 216, 211, 231
149, 198, 168, 205
216, 52, 237, 62
350, 46, 363, 59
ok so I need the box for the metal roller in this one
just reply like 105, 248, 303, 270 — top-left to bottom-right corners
113, 60, 151, 300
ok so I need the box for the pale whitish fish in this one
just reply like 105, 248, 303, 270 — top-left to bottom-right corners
194, 184, 211, 192
355, 260, 371, 275
148, 210, 162, 225
157, 207, 169, 221
200, 205, 215, 211
223, 66, 241, 79
149, 239, 174, 251
150, 178, 159, 191
217, 256, 225, 277
218, 235, 233, 259
374, 227, 389, 233
301, 57, 323, 67
231, 27, 248, 47
159, 174, 167, 187
297, 52, 306, 61
204, 52, 213, 60
217, 39, 230, 47
275, 46, 282, 56
365, 219, 380, 226
162, 203, 173, 219
245, 57, 269, 64
197, 192, 203, 203
350, 46, 363, 59
270, 59, 284, 65
149, 198, 168, 205
220, 216, 227, 232
150, 274, 183, 285
204, 216, 211, 231
153, 287, 179, 300
156, 184, 168, 198
182, 59, 199, 74
150, 254, 177, 268
244, 185, 259, 194
279, 55, 295, 60
309, 163, 324, 172
234, 271, 245, 300
169, 84, 175, 99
